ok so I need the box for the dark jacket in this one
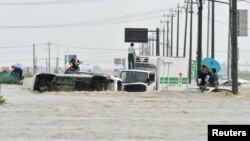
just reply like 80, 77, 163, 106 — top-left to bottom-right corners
198, 70, 207, 86
12, 66, 23, 80
70, 58, 80, 70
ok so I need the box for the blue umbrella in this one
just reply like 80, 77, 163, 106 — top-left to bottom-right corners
202, 58, 221, 73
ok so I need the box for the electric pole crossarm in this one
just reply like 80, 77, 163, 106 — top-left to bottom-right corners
208, 0, 229, 5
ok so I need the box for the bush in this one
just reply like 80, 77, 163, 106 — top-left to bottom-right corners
0, 96, 6, 105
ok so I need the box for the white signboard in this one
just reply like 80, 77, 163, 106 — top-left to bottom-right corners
237, 9, 248, 36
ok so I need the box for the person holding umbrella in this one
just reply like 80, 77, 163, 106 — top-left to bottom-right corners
198, 58, 220, 88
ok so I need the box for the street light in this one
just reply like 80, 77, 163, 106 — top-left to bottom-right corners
207, 0, 231, 80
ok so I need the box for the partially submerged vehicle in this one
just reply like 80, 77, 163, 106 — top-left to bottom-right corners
120, 56, 249, 93
30, 72, 122, 92
0, 72, 22, 85
120, 56, 189, 92
189, 78, 249, 93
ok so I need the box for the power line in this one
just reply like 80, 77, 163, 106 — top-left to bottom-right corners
0, 15, 164, 29
0, 43, 46, 48
0, 58, 59, 63
0, 0, 105, 5
4, 41, 248, 53
0, 42, 128, 52
0, 2, 224, 29
0, 7, 171, 28
0, 58, 32, 62
93, 15, 163, 26
52, 43, 125, 51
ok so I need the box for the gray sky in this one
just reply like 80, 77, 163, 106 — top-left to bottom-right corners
0, 0, 249, 72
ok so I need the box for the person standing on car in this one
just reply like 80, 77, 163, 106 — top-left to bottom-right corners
127, 43, 136, 69
69, 55, 81, 71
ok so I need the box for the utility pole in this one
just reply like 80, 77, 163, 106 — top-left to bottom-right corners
56, 57, 59, 73
166, 20, 170, 57
33, 43, 36, 74
152, 33, 155, 56
148, 37, 151, 56
164, 14, 171, 57
207, 1, 211, 57
209, 0, 231, 78
171, 13, 173, 57
46, 58, 48, 73
183, 2, 189, 57
176, 4, 181, 57
227, 0, 232, 80
161, 20, 169, 56
211, 0, 215, 58
163, 24, 165, 56
169, 10, 175, 57
197, 0, 203, 79
147, 34, 150, 56
35, 57, 38, 73
47, 41, 51, 73
231, 0, 238, 95
156, 28, 160, 56
160, 20, 166, 56
188, 0, 193, 84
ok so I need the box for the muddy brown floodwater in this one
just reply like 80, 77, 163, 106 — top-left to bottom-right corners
0, 79, 250, 141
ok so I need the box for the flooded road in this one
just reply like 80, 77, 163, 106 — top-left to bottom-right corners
0, 79, 250, 141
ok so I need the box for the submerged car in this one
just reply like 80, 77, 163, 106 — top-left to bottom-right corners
30, 72, 122, 92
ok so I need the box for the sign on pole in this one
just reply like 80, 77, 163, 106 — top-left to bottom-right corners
125, 28, 148, 43
237, 9, 248, 36
191, 60, 197, 78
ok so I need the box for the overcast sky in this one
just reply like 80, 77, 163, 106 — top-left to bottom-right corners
0, 0, 249, 72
